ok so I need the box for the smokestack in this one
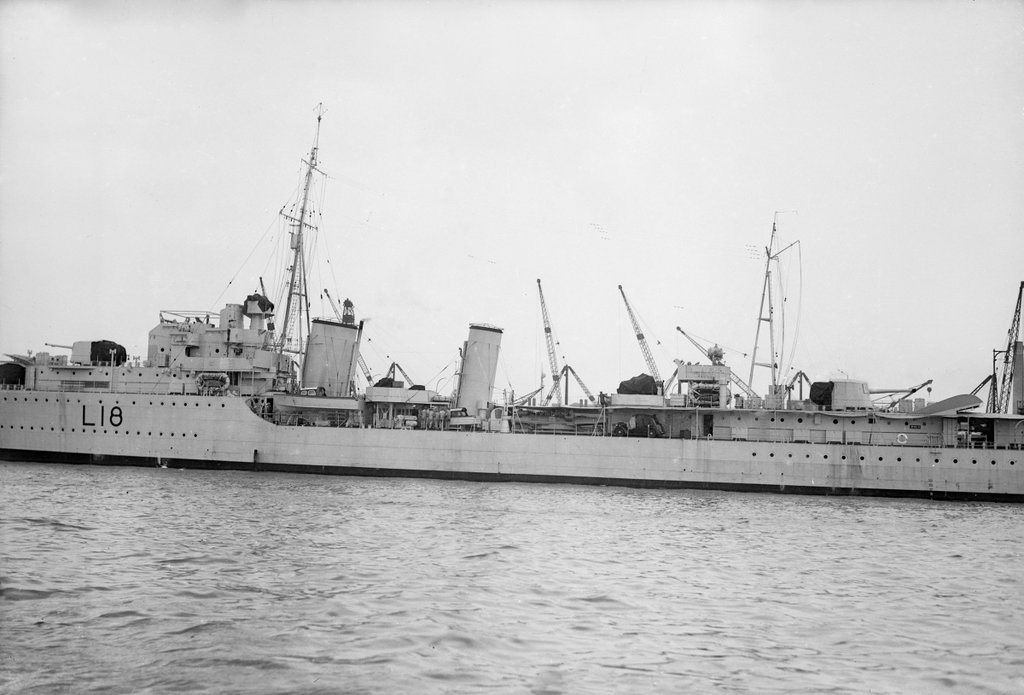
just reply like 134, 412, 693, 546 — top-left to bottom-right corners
301, 318, 361, 397
455, 324, 503, 415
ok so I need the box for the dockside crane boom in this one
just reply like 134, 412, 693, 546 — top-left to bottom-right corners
989, 280, 1023, 414
537, 279, 563, 406
618, 285, 662, 383
563, 365, 597, 405
537, 279, 596, 406
385, 362, 416, 387
971, 374, 994, 397
673, 326, 758, 399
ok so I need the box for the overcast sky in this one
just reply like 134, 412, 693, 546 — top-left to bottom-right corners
1, 0, 1022, 402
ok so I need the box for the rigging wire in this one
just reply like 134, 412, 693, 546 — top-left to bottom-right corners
209, 215, 280, 311
782, 242, 804, 381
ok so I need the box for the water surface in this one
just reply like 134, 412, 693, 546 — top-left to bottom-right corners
2, 462, 1022, 693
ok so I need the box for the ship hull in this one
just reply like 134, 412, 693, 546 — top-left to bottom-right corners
2, 390, 1022, 502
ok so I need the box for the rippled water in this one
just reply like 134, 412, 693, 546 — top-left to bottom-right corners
1, 461, 1023, 694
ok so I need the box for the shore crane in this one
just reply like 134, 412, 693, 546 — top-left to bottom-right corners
988, 280, 1023, 414
383, 361, 417, 387
672, 326, 759, 399
323, 289, 373, 386
537, 279, 596, 406
618, 285, 662, 385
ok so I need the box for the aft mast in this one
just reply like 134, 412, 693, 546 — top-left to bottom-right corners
277, 104, 325, 380
748, 214, 800, 405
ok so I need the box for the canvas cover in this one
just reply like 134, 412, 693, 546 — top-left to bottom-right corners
809, 381, 834, 408
617, 373, 657, 395
90, 340, 127, 366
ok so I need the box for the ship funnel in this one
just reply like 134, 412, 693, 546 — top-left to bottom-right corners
455, 324, 503, 414
301, 318, 362, 397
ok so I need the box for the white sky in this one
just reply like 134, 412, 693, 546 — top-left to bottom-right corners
1, 0, 1022, 402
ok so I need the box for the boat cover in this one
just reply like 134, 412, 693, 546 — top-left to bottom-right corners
617, 373, 657, 395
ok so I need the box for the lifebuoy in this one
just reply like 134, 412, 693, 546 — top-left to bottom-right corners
896, 433, 908, 445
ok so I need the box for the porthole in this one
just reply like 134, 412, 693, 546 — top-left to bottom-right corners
752, 452, 757, 457
770, 452, 775, 457
841, 455, 847, 460
824, 454, 829, 460
897, 457, 902, 462
934, 458, 939, 464
797, 418, 803, 423
833, 419, 839, 424
953, 459, 958, 464
859, 456, 865, 461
